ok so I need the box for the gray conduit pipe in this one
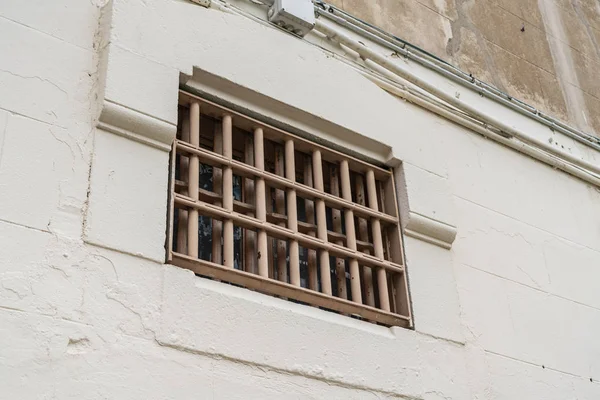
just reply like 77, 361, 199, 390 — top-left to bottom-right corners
316, 7, 600, 153
328, 48, 600, 186
313, 18, 600, 179
364, 73, 600, 187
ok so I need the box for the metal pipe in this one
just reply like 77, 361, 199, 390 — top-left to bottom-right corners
313, 18, 600, 177
366, 72, 600, 187
224, 0, 600, 157
316, 6, 600, 152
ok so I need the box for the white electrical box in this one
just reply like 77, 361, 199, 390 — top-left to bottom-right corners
268, 0, 315, 37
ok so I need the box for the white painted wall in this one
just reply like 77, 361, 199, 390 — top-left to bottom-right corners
1, 1, 599, 399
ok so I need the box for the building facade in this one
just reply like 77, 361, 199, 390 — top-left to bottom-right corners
1, 0, 600, 398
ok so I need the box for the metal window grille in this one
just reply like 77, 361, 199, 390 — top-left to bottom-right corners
166, 90, 412, 327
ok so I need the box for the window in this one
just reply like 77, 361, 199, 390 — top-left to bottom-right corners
166, 90, 412, 328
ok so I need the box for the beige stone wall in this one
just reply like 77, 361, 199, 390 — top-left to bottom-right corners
327, 0, 600, 136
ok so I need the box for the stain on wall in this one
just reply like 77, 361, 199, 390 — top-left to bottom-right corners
327, 0, 600, 136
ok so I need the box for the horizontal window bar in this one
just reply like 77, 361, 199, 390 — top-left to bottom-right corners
171, 252, 411, 327
178, 91, 392, 181
176, 140, 398, 225
174, 194, 404, 274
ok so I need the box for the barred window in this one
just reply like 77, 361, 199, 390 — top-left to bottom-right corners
166, 90, 412, 327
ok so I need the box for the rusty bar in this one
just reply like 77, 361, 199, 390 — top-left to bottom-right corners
340, 160, 362, 304
366, 169, 389, 311
187, 102, 200, 258
212, 123, 223, 264
172, 252, 411, 327
222, 115, 234, 268
312, 150, 332, 295
267, 185, 275, 279
329, 165, 347, 299
285, 140, 300, 287
355, 174, 375, 307
176, 141, 398, 225
275, 144, 287, 282
303, 155, 318, 291
254, 128, 269, 278
384, 174, 410, 320
244, 134, 256, 274
177, 113, 190, 254
179, 90, 391, 180
174, 195, 404, 273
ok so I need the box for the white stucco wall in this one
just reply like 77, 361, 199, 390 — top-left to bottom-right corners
1, 1, 600, 399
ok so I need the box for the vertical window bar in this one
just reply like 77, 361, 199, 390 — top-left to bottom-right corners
366, 169, 390, 311
171, 93, 413, 327
222, 115, 234, 268
340, 160, 362, 304
267, 185, 275, 279
285, 140, 300, 287
379, 180, 396, 311
275, 145, 287, 282
244, 135, 256, 274
303, 155, 318, 291
187, 103, 200, 258
329, 165, 347, 299
383, 175, 410, 318
212, 122, 223, 264
355, 175, 376, 307
312, 150, 332, 295
254, 128, 269, 278
177, 112, 190, 255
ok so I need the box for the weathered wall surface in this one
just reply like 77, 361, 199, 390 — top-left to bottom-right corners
327, 0, 600, 136
1, 0, 600, 399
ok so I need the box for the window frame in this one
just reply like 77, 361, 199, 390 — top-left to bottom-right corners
167, 90, 412, 328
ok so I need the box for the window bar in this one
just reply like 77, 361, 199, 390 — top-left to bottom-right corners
254, 128, 269, 278
187, 102, 200, 258
303, 154, 318, 291
340, 160, 362, 304
174, 194, 403, 273
274, 144, 288, 282
285, 140, 301, 287
267, 185, 276, 279
172, 92, 413, 327
212, 122, 223, 264
383, 175, 411, 319
175, 141, 398, 225
329, 165, 347, 299
379, 181, 395, 312
312, 150, 332, 295
244, 135, 256, 274
355, 174, 376, 307
177, 112, 190, 254
379, 182, 391, 262
366, 169, 390, 311
222, 115, 234, 268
